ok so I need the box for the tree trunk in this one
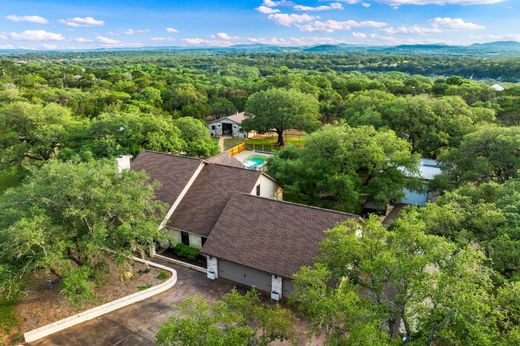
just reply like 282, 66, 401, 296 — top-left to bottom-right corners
276, 130, 285, 146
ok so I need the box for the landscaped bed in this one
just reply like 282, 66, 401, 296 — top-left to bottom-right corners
13, 258, 171, 335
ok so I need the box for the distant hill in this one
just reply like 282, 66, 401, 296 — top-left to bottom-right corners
1, 41, 520, 56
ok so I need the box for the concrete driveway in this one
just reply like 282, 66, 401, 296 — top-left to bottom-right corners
30, 262, 236, 346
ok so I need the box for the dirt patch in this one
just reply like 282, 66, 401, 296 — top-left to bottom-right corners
15, 258, 171, 333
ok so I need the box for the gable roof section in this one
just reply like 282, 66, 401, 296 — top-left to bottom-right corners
167, 164, 262, 237
208, 112, 246, 125
201, 194, 359, 278
131, 151, 202, 205
207, 152, 243, 168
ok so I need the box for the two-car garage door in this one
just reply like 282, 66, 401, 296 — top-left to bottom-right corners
218, 259, 273, 293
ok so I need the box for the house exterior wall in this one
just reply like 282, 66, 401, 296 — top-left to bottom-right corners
167, 229, 203, 249
208, 119, 249, 138
217, 259, 294, 297
252, 175, 283, 200
189, 234, 203, 249
282, 278, 293, 297
169, 229, 182, 246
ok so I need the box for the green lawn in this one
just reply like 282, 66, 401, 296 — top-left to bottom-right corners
224, 135, 307, 151
0, 169, 22, 196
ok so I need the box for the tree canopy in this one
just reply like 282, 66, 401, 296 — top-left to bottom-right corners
0, 159, 166, 302
291, 214, 517, 345
438, 125, 520, 185
242, 88, 320, 146
155, 289, 295, 346
268, 124, 420, 212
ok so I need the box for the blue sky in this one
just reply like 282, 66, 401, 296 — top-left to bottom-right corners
0, 0, 517, 49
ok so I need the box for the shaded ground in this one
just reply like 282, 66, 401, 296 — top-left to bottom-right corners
30, 262, 324, 346
18, 259, 170, 334
30, 262, 235, 346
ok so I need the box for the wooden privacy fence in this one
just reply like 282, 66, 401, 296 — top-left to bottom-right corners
245, 143, 303, 153
227, 143, 246, 156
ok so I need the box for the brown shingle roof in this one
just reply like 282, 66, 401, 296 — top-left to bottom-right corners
131, 151, 202, 205
207, 152, 243, 168
208, 112, 246, 125
201, 194, 359, 278
167, 165, 262, 237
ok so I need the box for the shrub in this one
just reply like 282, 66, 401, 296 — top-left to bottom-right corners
174, 243, 199, 261
157, 271, 169, 280
138, 284, 153, 291
61, 266, 95, 308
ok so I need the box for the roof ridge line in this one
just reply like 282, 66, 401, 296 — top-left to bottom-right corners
141, 149, 202, 161
232, 193, 360, 218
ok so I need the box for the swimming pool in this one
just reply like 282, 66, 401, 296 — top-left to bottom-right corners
243, 155, 268, 170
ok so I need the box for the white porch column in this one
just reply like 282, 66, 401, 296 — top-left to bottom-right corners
271, 275, 282, 300
207, 257, 218, 280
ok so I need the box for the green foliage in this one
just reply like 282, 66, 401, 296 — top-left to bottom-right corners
61, 111, 185, 160
268, 124, 420, 212
418, 179, 520, 278
0, 102, 77, 168
155, 289, 295, 346
60, 266, 96, 308
157, 271, 169, 280
243, 88, 320, 146
173, 117, 219, 157
174, 243, 200, 261
0, 159, 167, 298
343, 92, 495, 157
292, 214, 510, 345
0, 294, 19, 337
137, 284, 153, 291
439, 125, 520, 185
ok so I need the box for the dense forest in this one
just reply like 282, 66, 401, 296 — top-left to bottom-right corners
1, 51, 519, 345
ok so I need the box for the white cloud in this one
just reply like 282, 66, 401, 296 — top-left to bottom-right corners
96, 35, 121, 45
75, 37, 94, 43
430, 17, 484, 30
470, 34, 520, 42
300, 19, 387, 33
362, 2, 371, 7
41, 43, 58, 50
256, 5, 280, 14
212, 32, 238, 40
293, 2, 343, 11
6, 15, 48, 24
384, 25, 441, 35
268, 13, 315, 26
59, 17, 104, 27
181, 38, 233, 46
378, 0, 504, 5
121, 28, 149, 35
150, 37, 176, 41
166, 27, 179, 33
352, 32, 367, 38
263, 0, 294, 7
8, 30, 64, 41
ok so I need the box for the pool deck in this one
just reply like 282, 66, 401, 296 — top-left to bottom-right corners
233, 150, 272, 163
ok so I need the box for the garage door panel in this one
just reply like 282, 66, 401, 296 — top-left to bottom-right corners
219, 259, 272, 293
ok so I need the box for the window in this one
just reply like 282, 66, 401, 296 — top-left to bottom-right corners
211, 125, 216, 130
256, 185, 261, 196
181, 231, 190, 246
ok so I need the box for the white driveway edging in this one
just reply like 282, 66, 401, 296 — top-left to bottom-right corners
24, 257, 177, 343
154, 254, 207, 274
